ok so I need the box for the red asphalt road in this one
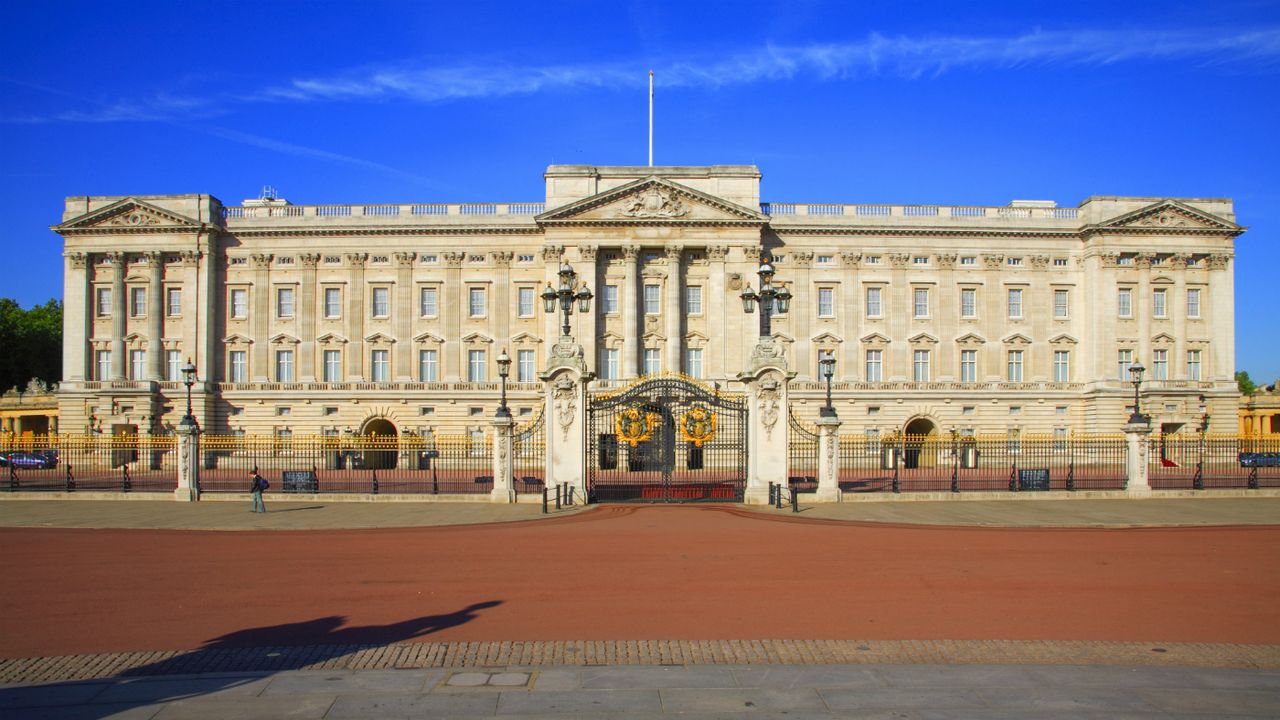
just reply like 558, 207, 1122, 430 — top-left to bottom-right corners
2, 505, 1278, 658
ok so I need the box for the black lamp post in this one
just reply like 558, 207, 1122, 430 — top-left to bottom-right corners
819, 354, 836, 418
1195, 400, 1210, 491
739, 255, 793, 337
541, 263, 593, 339
179, 360, 197, 429
496, 348, 511, 419
1127, 360, 1147, 425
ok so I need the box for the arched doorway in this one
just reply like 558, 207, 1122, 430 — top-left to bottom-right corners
902, 417, 939, 469
361, 418, 398, 470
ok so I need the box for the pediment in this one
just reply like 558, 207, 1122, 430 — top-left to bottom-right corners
908, 332, 938, 345
1151, 332, 1176, 344
364, 332, 397, 344
55, 197, 205, 233
599, 330, 625, 343
685, 331, 710, 342
460, 332, 493, 344
509, 331, 542, 344
770, 331, 796, 344
1048, 333, 1078, 345
413, 331, 443, 344
537, 177, 766, 226
270, 333, 300, 345
954, 332, 987, 345
123, 332, 147, 343
1002, 333, 1032, 345
860, 332, 890, 345
641, 330, 666, 342
317, 332, 349, 344
1097, 200, 1240, 233
811, 331, 843, 344
223, 333, 253, 345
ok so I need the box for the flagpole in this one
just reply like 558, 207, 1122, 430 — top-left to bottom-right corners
648, 70, 653, 167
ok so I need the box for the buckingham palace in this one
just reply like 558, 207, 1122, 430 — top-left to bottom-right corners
52, 164, 1242, 445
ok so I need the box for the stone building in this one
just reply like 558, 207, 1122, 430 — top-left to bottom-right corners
52, 164, 1242, 443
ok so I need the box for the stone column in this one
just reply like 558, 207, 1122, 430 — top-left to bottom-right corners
147, 252, 165, 380
621, 245, 640, 377
64, 252, 89, 383
394, 252, 416, 381
110, 251, 126, 380
442, 252, 464, 382
178, 250, 202, 383
298, 254, 320, 382
175, 421, 200, 502
707, 246, 729, 379
345, 253, 368, 381
249, 253, 272, 382
1136, 253, 1154, 374
664, 245, 683, 374
815, 414, 842, 503
490, 415, 514, 503
540, 245, 563, 363
1125, 420, 1152, 495
542, 348, 591, 502
1169, 254, 1188, 380
572, 246, 598, 374
791, 251, 814, 378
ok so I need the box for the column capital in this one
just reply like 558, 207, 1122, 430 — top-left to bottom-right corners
394, 251, 418, 268
107, 251, 126, 266
298, 253, 322, 268
622, 245, 641, 261
577, 245, 598, 262
1207, 253, 1231, 270
145, 250, 165, 266
490, 251, 513, 267
178, 250, 202, 266
346, 252, 369, 268
249, 253, 273, 269
1135, 253, 1155, 270
1028, 254, 1051, 270
887, 253, 910, 269
839, 251, 862, 268
540, 244, 564, 263
791, 251, 814, 268
664, 245, 684, 262
68, 252, 88, 269
706, 245, 729, 261
442, 251, 464, 268
982, 253, 1005, 270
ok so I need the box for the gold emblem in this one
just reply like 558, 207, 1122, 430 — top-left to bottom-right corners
679, 406, 717, 447
615, 406, 660, 447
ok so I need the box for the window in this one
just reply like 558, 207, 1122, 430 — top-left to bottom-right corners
684, 348, 704, 379
960, 350, 977, 383
913, 256, 928, 266
1053, 258, 1068, 267
1007, 257, 1023, 267
1007, 350, 1024, 382
817, 254, 834, 265
468, 349, 487, 382
1118, 255, 1133, 266
229, 351, 247, 383
1187, 288, 1201, 318
517, 349, 535, 382
323, 288, 341, 318
371, 349, 390, 383
1187, 350, 1202, 381
644, 348, 661, 375
865, 256, 880, 265
643, 284, 660, 314
913, 350, 930, 382
1118, 288, 1132, 318
599, 349, 620, 380
276, 287, 295, 318
602, 285, 619, 314
866, 287, 882, 317
276, 407, 291, 416
817, 288, 833, 318
1153, 288, 1167, 318
686, 286, 703, 315
518, 254, 534, 263
230, 288, 248, 319
1054, 350, 1070, 382
96, 288, 112, 317
324, 350, 342, 382
166, 350, 182, 381
275, 350, 294, 382
468, 287, 486, 317
130, 288, 146, 317
1053, 289, 1069, 319
166, 287, 181, 317
95, 350, 111, 380
959, 256, 976, 266
913, 288, 929, 318
518, 287, 535, 317
1117, 349, 1134, 380
419, 287, 437, 317
960, 288, 976, 318
865, 349, 882, 382
372, 287, 390, 318
418, 349, 438, 382
1152, 349, 1168, 380
1007, 288, 1023, 318
129, 350, 145, 380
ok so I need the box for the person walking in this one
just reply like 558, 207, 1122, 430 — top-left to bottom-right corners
249, 468, 268, 513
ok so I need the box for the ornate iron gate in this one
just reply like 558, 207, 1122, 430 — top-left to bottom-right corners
587, 376, 747, 503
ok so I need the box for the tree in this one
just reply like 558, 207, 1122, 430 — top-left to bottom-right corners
1236, 370, 1258, 396
0, 298, 61, 393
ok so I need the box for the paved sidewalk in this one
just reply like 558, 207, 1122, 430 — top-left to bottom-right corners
3, 662, 1278, 719
1, 495, 1277, 530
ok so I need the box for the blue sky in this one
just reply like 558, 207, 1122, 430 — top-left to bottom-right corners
3, 0, 1279, 381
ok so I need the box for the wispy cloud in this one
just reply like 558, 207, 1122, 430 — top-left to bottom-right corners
7, 27, 1280, 124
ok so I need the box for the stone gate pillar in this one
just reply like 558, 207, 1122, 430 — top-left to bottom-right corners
739, 340, 792, 504
1125, 420, 1153, 496
491, 415, 514, 503
175, 421, 200, 502
815, 414, 842, 503
542, 338, 592, 503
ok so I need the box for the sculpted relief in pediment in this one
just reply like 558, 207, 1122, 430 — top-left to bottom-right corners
617, 186, 690, 219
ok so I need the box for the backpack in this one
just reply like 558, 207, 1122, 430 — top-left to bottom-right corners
260, 477, 269, 491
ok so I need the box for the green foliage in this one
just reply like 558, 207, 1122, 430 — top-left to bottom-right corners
1236, 370, 1258, 395
0, 298, 61, 393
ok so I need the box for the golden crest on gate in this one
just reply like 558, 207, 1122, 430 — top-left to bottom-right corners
679, 406, 718, 447
615, 406, 660, 447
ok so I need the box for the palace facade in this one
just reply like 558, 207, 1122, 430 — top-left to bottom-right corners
52, 164, 1242, 443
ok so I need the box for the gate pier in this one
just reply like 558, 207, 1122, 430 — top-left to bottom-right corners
542, 338, 592, 504
739, 365, 792, 505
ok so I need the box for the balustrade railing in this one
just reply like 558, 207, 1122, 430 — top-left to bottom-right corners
223, 202, 546, 220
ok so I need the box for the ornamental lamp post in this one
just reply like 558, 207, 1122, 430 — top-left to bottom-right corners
179, 360, 198, 429
541, 263, 592, 339
819, 354, 837, 418
1127, 360, 1147, 425
739, 255, 793, 336
496, 348, 512, 419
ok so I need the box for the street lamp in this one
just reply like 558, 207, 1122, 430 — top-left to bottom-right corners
1127, 360, 1147, 425
739, 255, 793, 336
541, 263, 593, 339
180, 360, 197, 429
496, 348, 512, 419
819, 353, 837, 417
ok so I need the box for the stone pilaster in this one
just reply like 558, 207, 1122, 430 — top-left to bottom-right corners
707, 246, 729, 380
249, 253, 272, 382
492, 251, 513, 354
621, 245, 640, 377
815, 414, 842, 503
64, 252, 89, 382
791, 251, 814, 378
298, 254, 320, 382
394, 252, 416, 380
442, 252, 464, 382
147, 251, 165, 380
664, 245, 683, 374
571, 246, 597, 374
1207, 253, 1233, 382
110, 251, 126, 380
839, 252, 862, 382
346, 253, 368, 381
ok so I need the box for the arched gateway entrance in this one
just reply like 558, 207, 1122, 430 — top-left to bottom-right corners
902, 417, 939, 469
587, 376, 747, 503
360, 418, 398, 470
